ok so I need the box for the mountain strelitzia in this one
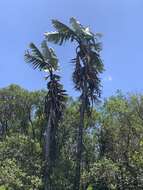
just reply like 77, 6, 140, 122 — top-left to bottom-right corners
25, 41, 67, 190
45, 18, 104, 190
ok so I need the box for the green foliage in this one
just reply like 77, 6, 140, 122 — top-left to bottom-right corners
0, 84, 45, 139
87, 185, 93, 190
0, 186, 6, 190
25, 41, 58, 72
0, 135, 42, 190
45, 20, 76, 45
45, 17, 98, 45
45, 17, 104, 112
1, 85, 143, 189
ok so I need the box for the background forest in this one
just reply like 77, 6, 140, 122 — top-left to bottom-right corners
1, 85, 143, 190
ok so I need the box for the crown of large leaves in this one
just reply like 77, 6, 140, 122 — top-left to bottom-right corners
24, 40, 58, 73
44, 17, 100, 45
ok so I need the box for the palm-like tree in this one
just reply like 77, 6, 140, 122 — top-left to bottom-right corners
25, 41, 67, 190
45, 18, 104, 190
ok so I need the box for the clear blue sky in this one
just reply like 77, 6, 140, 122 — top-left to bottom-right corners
0, 0, 143, 98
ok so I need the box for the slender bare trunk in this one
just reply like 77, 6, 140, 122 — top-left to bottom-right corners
74, 102, 85, 190
44, 113, 52, 190
74, 81, 86, 190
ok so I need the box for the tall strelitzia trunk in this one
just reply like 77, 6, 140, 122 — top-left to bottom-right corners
44, 113, 52, 190
74, 102, 85, 190
74, 81, 87, 190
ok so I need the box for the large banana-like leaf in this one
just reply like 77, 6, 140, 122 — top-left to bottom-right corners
45, 19, 77, 45
49, 48, 58, 70
25, 42, 59, 72
70, 17, 93, 39
24, 51, 48, 70
44, 32, 62, 44
41, 40, 51, 60
29, 43, 45, 61
45, 18, 97, 46
41, 40, 58, 70
70, 17, 83, 33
